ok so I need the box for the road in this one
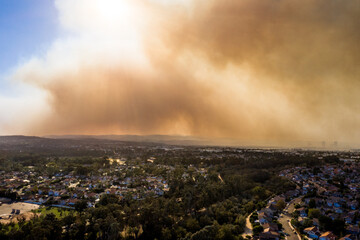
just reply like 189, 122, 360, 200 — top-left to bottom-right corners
241, 211, 254, 238
309, 180, 326, 193
279, 197, 302, 240
241, 195, 276, 238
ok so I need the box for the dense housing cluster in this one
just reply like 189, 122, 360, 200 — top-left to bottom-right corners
0, 136, 359, 239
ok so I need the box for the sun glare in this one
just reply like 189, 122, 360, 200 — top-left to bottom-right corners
95, 0, 136, 28
55, 0, 146, 65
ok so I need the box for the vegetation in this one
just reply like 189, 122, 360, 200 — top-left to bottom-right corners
0, 137, 333, 239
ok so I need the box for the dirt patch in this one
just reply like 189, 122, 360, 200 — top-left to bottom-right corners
0, 202, 40, 224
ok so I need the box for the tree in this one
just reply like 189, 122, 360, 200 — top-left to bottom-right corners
199, 215, 213, 227
235, 215, 246, 232
42, 213, 62, 240
98, 194, 119, 206
319, 215, 332, 230
191, 225, 217, 240
332, 219, 345, 236
75, 166, 89, 176
308, 209, 321, 219
253, 225, 264, 235
275, 200, 286, 211
75, 200, 88, 213
162, 227, 172, 240
252, 186, 267, 199
215, 224, 237, 240
309, 199, 316, 208
108, 222, 122, 240
186, 217, 201, 233
244, 201, 255, 213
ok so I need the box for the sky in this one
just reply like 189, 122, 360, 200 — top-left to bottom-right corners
0, 0, 359, 148
0, 1, 58, 90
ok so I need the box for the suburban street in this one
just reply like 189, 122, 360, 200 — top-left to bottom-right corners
279, 197, 302, 240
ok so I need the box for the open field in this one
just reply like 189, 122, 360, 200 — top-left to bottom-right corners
33, 206, 75, 219
0, 202, 39, 217
0, 202, 40, 224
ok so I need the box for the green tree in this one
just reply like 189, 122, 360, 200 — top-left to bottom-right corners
253, 225, 264, 235
235, 215, 246, 232
275, 200, 286, 211
75, 200, 88, 213
308, 209, 321, 219
186, 217, 201, 233
308, 199, 316, 208
215, 224, 237, 240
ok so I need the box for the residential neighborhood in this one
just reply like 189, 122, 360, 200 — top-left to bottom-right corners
1, 136, 360, 239
0, 160, 183, 210
247, 159, 360, 240
278, 161, 360, 240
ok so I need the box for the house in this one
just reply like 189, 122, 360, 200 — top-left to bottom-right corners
335, 207, 343, 214
313, 218, 320, 226
259, 229, 280, 240
269, 203, 279, 212
285, 190, 299, 198
299, 217, 309, 225
59, 199, 66, 206
314, 198, 324, 206
297, 207, 308, 217
263, 223, 279, 232
259, 208, 274, 218
346, 225, 360, 236
333, 200, 342, 208
344, 214, 354, 224
304, 226, 320, 239
327, 200, 334, 207
303, 184, 311, 194
340, 234, 356, 240
86, 192, 98, 199
349, 201, 358, 210
105, 188, 116, 195
271, 196, 286, 205
319, 231, 336, 240
258, 212, 272, 225
67, 199, 79, 206
328, 213, 338, 221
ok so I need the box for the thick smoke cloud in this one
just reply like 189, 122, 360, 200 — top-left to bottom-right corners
8, 0, 360, 147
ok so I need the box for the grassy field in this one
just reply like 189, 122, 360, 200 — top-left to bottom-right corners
1, 207, 75, 234
33, 206, 75, 219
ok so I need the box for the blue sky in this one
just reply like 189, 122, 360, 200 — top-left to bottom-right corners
0, 0, 58, 94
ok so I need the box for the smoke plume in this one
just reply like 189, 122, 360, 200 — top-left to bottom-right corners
6, 0, 360, 147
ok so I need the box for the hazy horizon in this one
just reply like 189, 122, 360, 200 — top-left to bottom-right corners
1, 0, 359, 148
0, 134, 356, 150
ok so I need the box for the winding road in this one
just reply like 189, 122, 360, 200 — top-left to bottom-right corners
241, 211, 254, 238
